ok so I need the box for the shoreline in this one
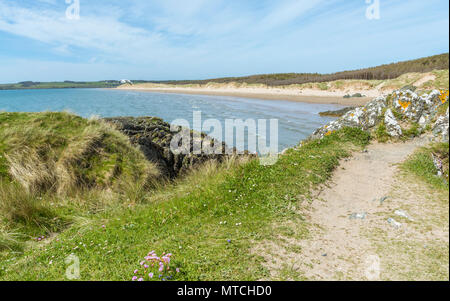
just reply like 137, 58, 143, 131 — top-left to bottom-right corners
115, 87, 374, 106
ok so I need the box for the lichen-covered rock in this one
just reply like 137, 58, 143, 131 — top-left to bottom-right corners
418, 113, 431, 128
392, 90, 423, 122
392, 89, 441, 122
433, 108, 449, 142
105, 117, 233, 178
384, 109, 402, 137
363, 96, 387, 129
311, 88, 448, 141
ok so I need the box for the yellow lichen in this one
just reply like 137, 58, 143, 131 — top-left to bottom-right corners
398, 100, 411, 111
439, 89, 449, 104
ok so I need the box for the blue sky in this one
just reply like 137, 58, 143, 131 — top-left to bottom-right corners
0, 0, 448, 83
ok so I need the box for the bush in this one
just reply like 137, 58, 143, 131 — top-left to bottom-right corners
375, 122, 390, 143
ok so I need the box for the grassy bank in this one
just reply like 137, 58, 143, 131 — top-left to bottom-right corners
0, 112, 370, 280
0, 112, 159, 251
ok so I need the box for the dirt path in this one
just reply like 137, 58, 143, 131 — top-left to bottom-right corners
296, 135, 448, 280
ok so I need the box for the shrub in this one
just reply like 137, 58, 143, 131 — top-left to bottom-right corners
375, 122, 390, 143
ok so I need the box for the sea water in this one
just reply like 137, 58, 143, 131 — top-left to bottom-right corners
0, 88, 341, 151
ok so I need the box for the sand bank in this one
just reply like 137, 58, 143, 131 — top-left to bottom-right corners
116, 86, 375, 106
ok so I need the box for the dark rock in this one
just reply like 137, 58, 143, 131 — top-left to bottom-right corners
351, 93, 364, 98
104, 117, 236, 178
319, 106, 356, 117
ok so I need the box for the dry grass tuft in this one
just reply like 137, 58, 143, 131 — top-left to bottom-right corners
5, 148, 57, 193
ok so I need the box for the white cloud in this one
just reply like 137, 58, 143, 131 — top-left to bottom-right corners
0, 0, 327, 65
0, 1, 167, 63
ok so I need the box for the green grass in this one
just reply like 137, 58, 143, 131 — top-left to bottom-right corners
401, 123, 421, 140
0, 126, 370, 281
437, 101, 449, 115
317, 82, 329, 91
375, 122, 390, 143
401, 142, 449, 190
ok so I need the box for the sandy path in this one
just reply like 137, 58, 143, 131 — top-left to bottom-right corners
298, 136, 436, 280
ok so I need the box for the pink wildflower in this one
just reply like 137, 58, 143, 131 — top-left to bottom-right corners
132, 276, 138, 281
149, 273, 154, 278
134, 269, 138, 274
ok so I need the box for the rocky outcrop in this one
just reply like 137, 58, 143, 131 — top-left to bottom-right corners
433, 108, 449, 142
384, 109, 402, 137
105, 117, 233, 178
312, 88, 449, 142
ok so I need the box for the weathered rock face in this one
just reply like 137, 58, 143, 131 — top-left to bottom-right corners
433, 108, 449, 142
392, 89, 441, 122
105, 117, 232, 178
384, 109, 402, 137
364, 96, 387, 129
312, 89, 449, 141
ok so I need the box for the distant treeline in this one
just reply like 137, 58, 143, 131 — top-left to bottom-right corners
158, 53, 449, 86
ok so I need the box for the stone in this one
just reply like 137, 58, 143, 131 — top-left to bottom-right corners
432, 153, 444, 177
105, 117, 238, 178
384, 109, 402, 137
349, 212, 367, 220
363, 96, 387, 129
432, 108, 449, 142
394, 210, 413, 221
392, 90, 423, 122
387, 218, 402, 228
309, 88, 447, 141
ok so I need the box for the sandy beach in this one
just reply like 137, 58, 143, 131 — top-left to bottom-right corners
116, 86, 375, 106
114, 71, 445, 107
